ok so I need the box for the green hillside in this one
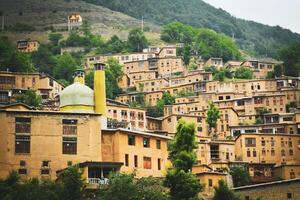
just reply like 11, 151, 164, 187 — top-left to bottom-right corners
82, 0, 300, 57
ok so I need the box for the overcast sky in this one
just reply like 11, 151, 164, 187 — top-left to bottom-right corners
202, 0, 300, 34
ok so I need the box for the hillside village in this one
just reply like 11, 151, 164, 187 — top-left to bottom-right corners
1, 3, 300, 200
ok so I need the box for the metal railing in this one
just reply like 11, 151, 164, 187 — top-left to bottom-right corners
88, 178, 109, 185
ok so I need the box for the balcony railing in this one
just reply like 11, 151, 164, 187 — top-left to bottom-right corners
88, 178, 109, 185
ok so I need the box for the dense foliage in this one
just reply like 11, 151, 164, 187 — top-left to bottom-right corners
229, 166, 251, 187
0, 166, 85, 200
213, 180, 240, 200
164, 120, 202, 200
127, 28, 149, 52
82, 0, 300, 57
234, 67, 253, 79
98, 173, 168, 200
206, 101, 220, 137
0, 22, 146, 87
0, 36, 36, 73
16, 89, 42, 108
85, 58, 123, 99
147, 92, 175, 117
162, 22, 241, 62
278, 43, 300, 77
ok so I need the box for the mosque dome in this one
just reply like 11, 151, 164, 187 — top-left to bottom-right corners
59, 82, 95, 113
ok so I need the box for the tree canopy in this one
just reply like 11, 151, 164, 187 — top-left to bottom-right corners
164, 120, 202, 200
127, 28, 149, 52
83, 0, 300, 57
229, 166, 250, 187
213, 180, 240, 200
206, 101, 220, 137
234, 67, 253, 79
278, 43, 300, 77
16, 90, 42, 108
161, 22, 241, 62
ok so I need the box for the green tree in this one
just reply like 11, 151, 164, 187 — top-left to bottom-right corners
165, 170, 201, 200
213, 180, 240, 200
182, 44, 192, 65
206, 101, 220, 137
0, 36, 15, 67
16, 89, 42, 108
156, 92, 175, 117
85, 70, 94, 89
53, 53, 79, 85
161, 22, 241, 61
164, 120, 202, 200
32, 44, 56, 75
274, 64, 283, 77
168, 120, 198, 171
48, 32, 63, 46
278, 43, 300, 77
105, 58, 124, 99
127, 28, 149, 52
81, 20, 92, 37
99, 173, 168, 200
229, 166, 250, 187
255, 117, 263, 125
57, 166, 85, 200
162, 92, 176, 105
106, 35, 128, 53
234, 67, 253, 79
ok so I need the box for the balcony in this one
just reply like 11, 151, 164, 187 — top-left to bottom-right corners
88, 178, 109, 185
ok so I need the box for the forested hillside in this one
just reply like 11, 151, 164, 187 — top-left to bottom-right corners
82, 0, 300, 57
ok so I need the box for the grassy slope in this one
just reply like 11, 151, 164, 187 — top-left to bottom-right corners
0, 0, 162, 44
82, 0, 300, 58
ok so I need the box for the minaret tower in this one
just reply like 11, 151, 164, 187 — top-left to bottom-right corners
93, 63, 107, 116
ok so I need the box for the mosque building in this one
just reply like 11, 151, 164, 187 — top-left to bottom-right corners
0, 63, 170, 183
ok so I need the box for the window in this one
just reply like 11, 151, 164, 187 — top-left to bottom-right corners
261, 140, 266, 146
18, 168, 27, 175
15, 135, 30, 154
128, 135, 136, 146
143, 157, 151, 169
262, 149, 266, 156
125, 154, 129, 167
20, 160, 26, 167
62, 119, 77, 135
253, 150, 257, 157
247, 150, 251, 157
287, 193, 292, 199
42, 161, 50, 168
289, 149, 294, 156
134, 155, 138, 168
41, 169, 50, 175
208, 179, 213, 187
143, 138, 150, 148
158, 158, 161, 170
15, 117, 31, 133
156, 140, 161, 149
62, 137, 77, 154
281, 149, 286, 156
245, 138, 256, 147
271, 149, 275, 156
226, 152, 229, 160
198, 127, 202, 132
67, 161, 73, 166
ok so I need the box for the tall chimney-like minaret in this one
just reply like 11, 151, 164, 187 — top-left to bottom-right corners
94, 63, 107, 116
